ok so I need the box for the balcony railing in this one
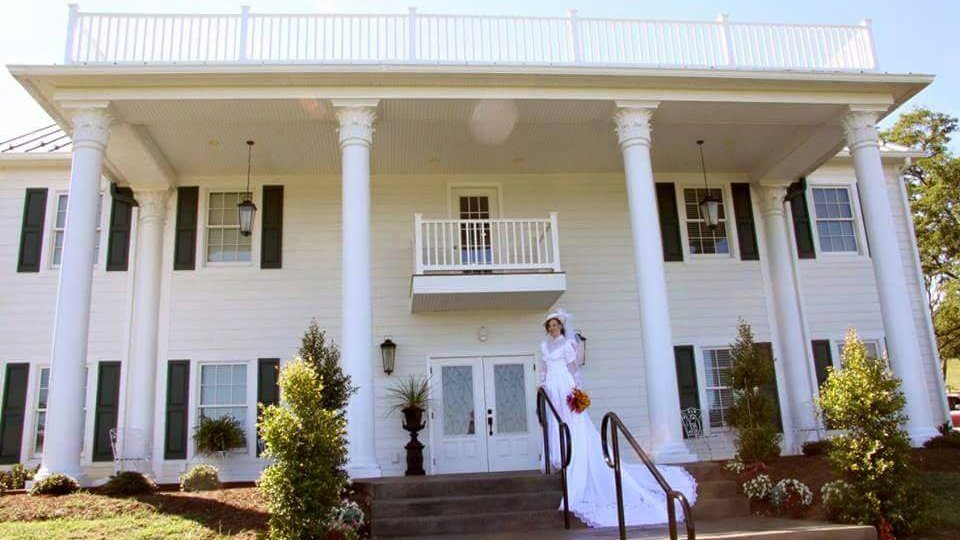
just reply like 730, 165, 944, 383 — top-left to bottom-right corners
63, 6, 878, 72
414, 214, 561, 274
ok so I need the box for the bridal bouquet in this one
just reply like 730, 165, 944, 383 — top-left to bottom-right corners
566, 387, 590, 414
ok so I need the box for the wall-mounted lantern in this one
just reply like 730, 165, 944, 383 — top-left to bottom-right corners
380, 337, 397, 375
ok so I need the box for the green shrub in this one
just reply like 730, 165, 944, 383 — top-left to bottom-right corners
29, 473, 80, 496
100, 471, 157, 496
818, 329, 921, 535
298, 320, 356, 412
801, 438, 833, 456
0, 464, 37, 493
193, 415, 246, 455
727, 320, 782, 462
923, 431, 960, 449
180, 464, 221, 492
258, 358, 349, 540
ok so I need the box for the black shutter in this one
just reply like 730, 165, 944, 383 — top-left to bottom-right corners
106, 187, 134, 271
260, 186, 283, 269
855, 185, 871, 256
731, 183, 759, 261
811, 340, 834, 389
17, 189, 48, 273
174, 187, 198, 270
673, 346, 700, 439
257, 358, 280, 456
165, 360, 190, 460
756, 342, 783, 432
655, 183, 684, 262
0, 363, 29, 464
789, 181, 816, 259
92, 362, 121, 462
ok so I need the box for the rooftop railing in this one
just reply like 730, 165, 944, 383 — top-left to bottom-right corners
63, 5, 878, 72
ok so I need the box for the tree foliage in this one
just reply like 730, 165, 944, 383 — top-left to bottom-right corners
727, 320, 782, 462
881, 109, 960, 375
298, 320, 356, 412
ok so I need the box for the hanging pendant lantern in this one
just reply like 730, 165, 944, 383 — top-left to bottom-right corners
238, 140, 257, 237
696, 140, 721, 230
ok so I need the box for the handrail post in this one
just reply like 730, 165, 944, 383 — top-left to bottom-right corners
717, 13, 734, 67
238, 5, 250, 62
414, 213, 424, 274
612, 427, 626, 540
407, 7, 418, 62
549, 212, 562, 272
566, 9, 582, 64
64, 4, 80, 64
860, 18, 878, 70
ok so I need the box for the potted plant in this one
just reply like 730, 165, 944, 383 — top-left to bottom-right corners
386, 375, 430, 476
193, 415, 246, 457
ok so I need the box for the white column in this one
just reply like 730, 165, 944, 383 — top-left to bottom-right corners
335, 99, 382, 478
37, 107, 111, 482
122, 190, 168, 471
613, 102, 696, 463
843, 109, 938, 443
757, 184, 816, 438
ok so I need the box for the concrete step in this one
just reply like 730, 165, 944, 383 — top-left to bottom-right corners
693, 496, 752, 519
360, 471, 560, 499
683, 461, 728, 482
373, 490, 563, 518
374, 509, 566, 537
697, 479, 739, 499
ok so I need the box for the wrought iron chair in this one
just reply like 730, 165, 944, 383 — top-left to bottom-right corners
108, 428, 150, 474
680, 407, 714, 460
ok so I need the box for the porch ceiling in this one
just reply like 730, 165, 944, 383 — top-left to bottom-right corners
109, 98, 848, 179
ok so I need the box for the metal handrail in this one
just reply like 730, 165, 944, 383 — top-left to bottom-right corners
600, 412, 695, 540
536, 387, 573, 529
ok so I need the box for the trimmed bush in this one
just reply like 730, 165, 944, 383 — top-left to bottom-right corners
29, 473, 80, 496
0, 464, 37, 493
728, 320, 782, 462
801, 438, 833, 456
923, 431, 960, 449
193, 415, 246, 455
100, 471, 157, 496
180, 464, 221, 492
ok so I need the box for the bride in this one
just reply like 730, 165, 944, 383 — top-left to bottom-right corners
538, 309, 698, 527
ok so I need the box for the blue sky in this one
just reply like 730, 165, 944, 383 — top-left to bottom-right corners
2, 0, 957, 150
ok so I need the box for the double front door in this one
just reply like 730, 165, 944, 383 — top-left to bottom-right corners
430, 355, 539, 474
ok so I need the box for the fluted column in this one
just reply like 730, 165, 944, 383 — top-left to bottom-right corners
334, 99, 382, 478
757, 184, 815, 438
123, 190, 168, 471
843, 108, 937, 443
37, 106, 111, 482
613, 102, 696, 463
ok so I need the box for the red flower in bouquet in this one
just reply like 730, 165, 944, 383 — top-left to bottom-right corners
566, 387, 590, 414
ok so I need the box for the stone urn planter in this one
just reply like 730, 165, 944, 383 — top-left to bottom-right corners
401, 406, 426, 476
386, 375, 431, 476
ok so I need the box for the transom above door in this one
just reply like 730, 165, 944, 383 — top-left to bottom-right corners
429, 355, 538, 474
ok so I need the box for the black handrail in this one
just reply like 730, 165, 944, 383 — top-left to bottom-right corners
536, 387, 573, 529
600, 412, 695, 540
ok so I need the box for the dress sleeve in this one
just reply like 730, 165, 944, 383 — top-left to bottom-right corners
565, 340, 582, 386
536, 351, 546, 385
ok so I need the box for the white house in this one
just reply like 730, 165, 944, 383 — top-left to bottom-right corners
0, 6, 951, 485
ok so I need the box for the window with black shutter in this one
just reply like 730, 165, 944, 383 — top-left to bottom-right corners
673, 346, 700, 438
788, 180, 816, 259
811, 340, 834, 389
260, 186, 283, 269
0, 364, 29, 464
257, 358, 280, 455
92, 362, 121, 461
174, 187, 198, 270
655, 183, 684, 262
165, 360, 190, 459
17, 189, 48, 272
106, 187, 134, 271
731, 183, 759, 261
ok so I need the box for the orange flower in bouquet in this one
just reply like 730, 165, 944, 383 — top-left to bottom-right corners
566, 387, 590, 414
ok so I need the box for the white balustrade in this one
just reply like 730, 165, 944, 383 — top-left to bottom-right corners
414, 214, 561, 274
64, 6, 877, 71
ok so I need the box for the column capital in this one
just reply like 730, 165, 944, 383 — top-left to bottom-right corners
63, 104, 111, 150
613, 101, 659, 150
333, 99, 379, 148
136, 190, 169, 224
756, 183, 789, 217
842, 108, 881, 152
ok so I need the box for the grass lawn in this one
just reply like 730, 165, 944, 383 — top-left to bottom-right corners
946, 358, 960, 391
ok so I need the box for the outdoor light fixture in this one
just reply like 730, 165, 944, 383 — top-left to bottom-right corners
696, 140, 721, 230
380, 337, 397, 375
238, 140, 257, 237
576, 331, 588, 365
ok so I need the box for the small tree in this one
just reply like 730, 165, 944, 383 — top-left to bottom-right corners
298, 320, 356, 412
817, 329, 921, 536
258, 358, 349, 540
728, 320, 782, 462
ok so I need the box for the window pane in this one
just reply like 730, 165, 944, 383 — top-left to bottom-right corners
57, 195, 68, 228
442, 365, 475, 436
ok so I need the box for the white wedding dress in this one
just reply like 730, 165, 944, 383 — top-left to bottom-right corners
539, 334, 698, 527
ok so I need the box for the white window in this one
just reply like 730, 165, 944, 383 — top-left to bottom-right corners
51, 193, 103, 267
199, 364, 248, 429
33, 367, 49, 455
683, 188, 729, 255
703, 348, 734, 429
206, 192, 252, 263
812, 187, 858, 253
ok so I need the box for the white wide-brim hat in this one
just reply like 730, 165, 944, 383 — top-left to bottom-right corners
543, 310, 567, 326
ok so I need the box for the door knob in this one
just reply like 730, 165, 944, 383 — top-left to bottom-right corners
487, 414, 494, 436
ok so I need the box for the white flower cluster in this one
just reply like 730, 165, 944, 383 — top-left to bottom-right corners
820, 480, 849, 509
334, 500, 366, 527
742, 474, 773, 500
723, 454, 745, 474
771, 478, 813, 508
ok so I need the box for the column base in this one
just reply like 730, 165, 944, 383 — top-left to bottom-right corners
907, 425, 940, 447
347, 460, 382, 479
651, 441, 699, 464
